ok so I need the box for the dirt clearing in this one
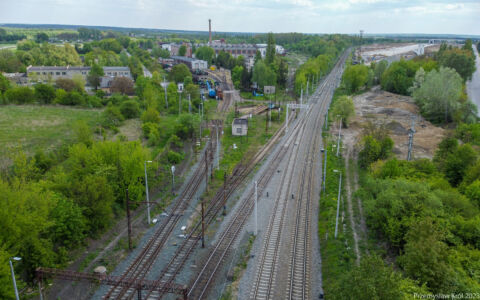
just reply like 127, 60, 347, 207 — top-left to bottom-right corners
342, 87, 445, 160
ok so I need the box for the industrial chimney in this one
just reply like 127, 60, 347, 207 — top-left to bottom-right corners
208, 19, 212, 44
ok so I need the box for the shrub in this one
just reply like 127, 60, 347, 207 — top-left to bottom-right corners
167, 150, 184, 164
34, 83, 56, 104
4, 86, 35, 104
120, 100, 140, 119
101, 104, 124, 129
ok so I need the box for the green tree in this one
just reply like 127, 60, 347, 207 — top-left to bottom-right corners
110, 77, 135, 95
342, 64, 369, 93
0, 49, 23, 73
34, 83, 56, 104
437, 48, 476, 81
399, 218, 454, 293
331, 95, 355, 127
73, 120, 93, 147
232, 65, 243, 89
252, 60, 276, 89
373, 60, 388, 84
169, 63, 192, 83
381, 60, 418, 95
4, 87, 35, 104
444, 144, 478, 186
266, 32, 276, 65
195, 46, 215, 65
87, 64, 104, 90
35, 32, 49, 43
413, 67, 463, 124
332, 255, 411, 300
120, 99, 140, 119
0, 73, 11, 95
178, 45, 187, 56
276, 58, 288, 88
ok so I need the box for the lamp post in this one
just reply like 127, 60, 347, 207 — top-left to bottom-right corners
9, 257, 21, 300
144, 160, 152, 224
333, 169, 342, 239
171, 165, 176, 195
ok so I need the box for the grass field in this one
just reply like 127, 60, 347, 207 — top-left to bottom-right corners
0, 105, 102, 158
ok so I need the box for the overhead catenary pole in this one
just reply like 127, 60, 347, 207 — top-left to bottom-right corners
407, 116, 416, 161
201, 197, 205, 248
254, 180, 258, 236
216, 125, 220, 170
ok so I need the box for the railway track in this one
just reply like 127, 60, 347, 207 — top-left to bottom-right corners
102, 124, 221, 300
249, 51, 349, 300
139, 112, 293, 299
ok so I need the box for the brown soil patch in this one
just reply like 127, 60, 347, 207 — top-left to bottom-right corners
342, 87, 445, 160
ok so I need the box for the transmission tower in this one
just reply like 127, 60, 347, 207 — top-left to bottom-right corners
407, 116, 416, 161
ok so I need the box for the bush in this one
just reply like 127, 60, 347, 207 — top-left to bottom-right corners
101, 104, 124, 129
331, 95, 355, 127
34, 83, 56, 104
4, 86, 35, 104
120, 99, 140, 119
358, 135, 394, 169
141, 106, 161, 123
167, 150, 184, 164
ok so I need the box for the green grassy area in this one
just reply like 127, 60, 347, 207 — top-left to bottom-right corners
1, 27, 78, 39
214, 109, 285, 179
0, 105, 102, 157
318, 138, 356, 296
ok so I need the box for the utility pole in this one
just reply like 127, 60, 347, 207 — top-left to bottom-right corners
223, 172, 227, 216
201, 197, 205, 248
336, 117, 342, 157
254, 180, 258, 236
205, 148, 209, 193
144, 160, 152, 224
334, 170, 342, 239
126, 189, 132, 250
407, 116, 416, 161
216, 125, 220, 170
285, 104, 289, 133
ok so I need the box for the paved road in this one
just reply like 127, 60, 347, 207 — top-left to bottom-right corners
467, 45, 480, 116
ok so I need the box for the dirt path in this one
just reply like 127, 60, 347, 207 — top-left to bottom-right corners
345, 146, 361, 265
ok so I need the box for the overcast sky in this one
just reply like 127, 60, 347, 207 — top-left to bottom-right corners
0, 0, 479, 35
